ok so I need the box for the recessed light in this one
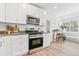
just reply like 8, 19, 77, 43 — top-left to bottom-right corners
22, 4, 26, 8
54, 6, 57, 9
43, 11, 47, 15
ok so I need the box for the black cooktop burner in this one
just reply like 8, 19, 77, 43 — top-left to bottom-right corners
29, 32, 43, 35
25, 30, 43, 35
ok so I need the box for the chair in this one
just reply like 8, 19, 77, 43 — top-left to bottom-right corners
56, 33, 66, 43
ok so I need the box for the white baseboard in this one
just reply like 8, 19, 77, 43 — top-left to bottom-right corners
67, 37, 79, 43
16, 50, 28, 56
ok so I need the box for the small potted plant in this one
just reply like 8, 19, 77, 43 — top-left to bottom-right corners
60, 23, 67, 31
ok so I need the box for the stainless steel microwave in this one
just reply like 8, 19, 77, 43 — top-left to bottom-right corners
26, 15, 40, 25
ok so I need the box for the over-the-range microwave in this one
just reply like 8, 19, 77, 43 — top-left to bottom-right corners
26, 15, 40, 25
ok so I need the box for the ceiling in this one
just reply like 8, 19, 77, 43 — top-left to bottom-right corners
32, 3, 79, 16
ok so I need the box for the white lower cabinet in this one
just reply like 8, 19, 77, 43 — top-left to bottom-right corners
0, 34, 28, 56
11, 35, 28, 56
43, 33, 53, 48
0, 38, 4, 56
1, 36, 12, 56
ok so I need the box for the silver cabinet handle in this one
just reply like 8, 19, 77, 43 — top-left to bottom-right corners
0, 41, 2, 47
3, 39, 4, 42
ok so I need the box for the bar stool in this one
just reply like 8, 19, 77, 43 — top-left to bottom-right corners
56, 33, 66, 44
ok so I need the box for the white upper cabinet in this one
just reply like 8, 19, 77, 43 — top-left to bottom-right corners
0, 3, 5, 22
27, 4, 35, 16
27, 4, 40, 17
17, 4, 28, 24
5, 3, 18, 23
4, 3, 43, 24
39, 9, 45, 25
34, 7, 40, 18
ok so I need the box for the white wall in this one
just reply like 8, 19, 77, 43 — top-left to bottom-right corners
0, 23, 41, 32
0, 23, 26, 31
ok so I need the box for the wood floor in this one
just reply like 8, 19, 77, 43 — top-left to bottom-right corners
27, 40, 79, 56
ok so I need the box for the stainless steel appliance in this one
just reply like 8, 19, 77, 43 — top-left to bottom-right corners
28, 34, 43, 54
27, 15, 40, 25
29, 34, 43, 50
25, 30, 43, 54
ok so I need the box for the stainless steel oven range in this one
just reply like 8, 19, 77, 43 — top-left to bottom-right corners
28, 33, 43, 54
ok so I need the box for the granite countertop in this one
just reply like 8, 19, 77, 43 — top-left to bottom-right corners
0, 31, 28, 36
43, 32, 50, 34
0, 31, 45, 36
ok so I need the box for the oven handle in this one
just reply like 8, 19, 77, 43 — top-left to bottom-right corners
29, 37, 43, 39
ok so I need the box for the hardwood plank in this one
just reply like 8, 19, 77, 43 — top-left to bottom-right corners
26, 40, 79, 56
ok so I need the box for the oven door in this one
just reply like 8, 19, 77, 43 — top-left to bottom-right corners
29, 37, 43, 50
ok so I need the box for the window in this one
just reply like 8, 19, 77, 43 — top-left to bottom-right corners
62, 20, 78, 32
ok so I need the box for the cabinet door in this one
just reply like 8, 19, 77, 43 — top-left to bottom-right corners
5, 3, 18, 23
0, 38, 3, 56
27, 4, 40, 17
17, 4, 28, 24
43, 33, 51, 48
27, 4, 35, 16
1, 37, 12, 56
34, 7, 40, 18
11, 35, 28, 56
39, 9, 45, 25
0, 3, 5, 22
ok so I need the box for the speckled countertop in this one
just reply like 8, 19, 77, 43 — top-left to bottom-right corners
0, 31, 28, 36
0, 31, 46, 37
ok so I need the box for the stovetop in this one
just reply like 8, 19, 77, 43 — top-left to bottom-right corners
25, 30, 43, 35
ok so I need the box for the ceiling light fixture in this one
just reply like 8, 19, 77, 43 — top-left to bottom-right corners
43, 11, 47, 15
54, 6, 57, 9
22, 4, 26, 8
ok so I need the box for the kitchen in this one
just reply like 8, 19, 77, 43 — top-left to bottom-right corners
0, 3, 54, 56
0, 1, 79, 59
1, 3, 79, 56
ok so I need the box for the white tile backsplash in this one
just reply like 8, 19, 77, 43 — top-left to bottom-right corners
0, 23, 6, 31
0, 23, 43, 31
